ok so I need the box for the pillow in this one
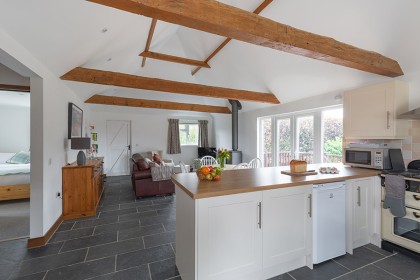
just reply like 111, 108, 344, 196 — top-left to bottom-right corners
153, 154, 163, 165
136, 158, 150, 171
6, 151, 30, 164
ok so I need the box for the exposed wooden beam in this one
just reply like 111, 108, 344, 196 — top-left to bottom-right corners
61, 67, 280, 104
0, 84, 30, 92
88, 0, 403, 77
139, 51, 210, 68
192, 0, 273, 76
141, 18, 157, 67
86, 94, 231, 114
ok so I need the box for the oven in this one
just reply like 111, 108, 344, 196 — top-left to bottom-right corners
381, 178, 420, 253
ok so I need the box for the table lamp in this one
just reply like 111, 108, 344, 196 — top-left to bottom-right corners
71, 137, 91, 165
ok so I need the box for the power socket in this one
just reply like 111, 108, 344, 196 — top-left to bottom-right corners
56, 192, 61, 198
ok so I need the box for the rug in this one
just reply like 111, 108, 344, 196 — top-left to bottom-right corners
0, 199, 29, 242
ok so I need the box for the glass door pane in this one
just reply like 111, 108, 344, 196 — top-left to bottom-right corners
322, 108, 343, 163
261, 117, 272, 167
296, 115, 314, 163
276, 118, 292, 166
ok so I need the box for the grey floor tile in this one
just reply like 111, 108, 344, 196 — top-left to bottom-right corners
268, 273, 295, 280
118, 224, 165, 241
335, 264, 400, 280
86, 238, 144, 261
0, 263, 18, 280
99, 208, 137, 218
94, 220, 140, 235
119, 202, 140, 210
72, 216, 119, 230
44, 256, 115, 280
49, 227, 94, 243
363, 243, 393, 256
157, 208, 176, 217
116, 244, 174, 271
143, 231, 176, 249
171, 243, 176, 254
88, 265, 151, 280
375, 253, 420, 280
333, 246, 386, 270
0, 239, 28, 265
24, 242, 64, 260
137, 204, 173, 213
118, 210, 158, 223
162, 221, 176, 232
149, 257, 179, 280
56, 222, 74, 232
139, 214, 176, 227
289, 259, 350, 280
98, 204, 120, 212
10, 271, 46, 280
60, 232, 117, 252
15, 248, 87, 277
152, 196, 175, 205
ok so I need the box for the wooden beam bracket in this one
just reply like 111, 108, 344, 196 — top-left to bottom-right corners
139, 51, 210, 68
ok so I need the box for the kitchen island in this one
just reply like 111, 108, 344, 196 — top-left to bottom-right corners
172, 164, 380, 280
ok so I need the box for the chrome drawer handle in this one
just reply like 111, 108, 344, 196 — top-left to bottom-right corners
257, 202, 262, 229
357, 186, 361, 207
413, 194, 420, 201
414, 212, 420, 219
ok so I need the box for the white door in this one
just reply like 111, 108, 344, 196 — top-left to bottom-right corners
197, 192, 263, 280
262, 185, 313, 279
352, 178, 372, 248
106, 120, 131, 176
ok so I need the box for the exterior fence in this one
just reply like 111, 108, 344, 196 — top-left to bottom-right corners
263, 152, 342, 167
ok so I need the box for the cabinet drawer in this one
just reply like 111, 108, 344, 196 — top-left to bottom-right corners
381, 188, 420, 210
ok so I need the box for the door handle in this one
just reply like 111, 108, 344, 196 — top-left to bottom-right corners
413, 194, 420, 201
386, 111, 391, 129
414, 212, 420, 219
357, 186, 361, 207
308, 194, 312, 218
257, 202, 262, 229
127, 145, 131, 151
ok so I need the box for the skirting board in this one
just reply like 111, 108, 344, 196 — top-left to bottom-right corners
0, 184, 30, 201
27, 215, 63, 248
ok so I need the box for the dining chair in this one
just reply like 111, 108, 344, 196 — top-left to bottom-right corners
200, 156, 218, 166
233, 163, 249, 169
179, 161, 188, 173
248, 158, 263, 168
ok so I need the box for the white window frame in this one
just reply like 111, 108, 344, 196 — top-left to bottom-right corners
258, 105, 342, 166
179, 120, 199, 146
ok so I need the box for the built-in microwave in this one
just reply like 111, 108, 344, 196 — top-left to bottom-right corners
344, 148, 391, 170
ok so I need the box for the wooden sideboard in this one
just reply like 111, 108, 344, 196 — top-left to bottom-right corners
62, 157, 104, 220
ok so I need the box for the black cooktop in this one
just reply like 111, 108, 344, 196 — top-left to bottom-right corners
381, 169, 420, 179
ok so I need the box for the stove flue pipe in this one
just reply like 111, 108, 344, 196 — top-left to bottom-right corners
228, 100, 242, 151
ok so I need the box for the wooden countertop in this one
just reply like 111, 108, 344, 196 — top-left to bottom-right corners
171, 164, 380, 199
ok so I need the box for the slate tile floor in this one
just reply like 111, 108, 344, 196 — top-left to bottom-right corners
0, 175, 419, 280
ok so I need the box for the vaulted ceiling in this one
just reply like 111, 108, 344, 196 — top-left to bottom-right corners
1, 0, 419, 112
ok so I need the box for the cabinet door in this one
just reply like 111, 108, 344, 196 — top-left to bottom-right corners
350, 178, 373, 249
197, 192, 263, 280
344, 83, 394, 138
262, 185, 313, 278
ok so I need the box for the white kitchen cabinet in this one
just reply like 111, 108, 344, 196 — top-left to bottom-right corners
262, 185, 313, 279
343, 80, 408, 139
345, 177, 381, 254
196, 191, 263, 280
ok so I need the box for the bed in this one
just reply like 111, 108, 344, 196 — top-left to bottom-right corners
0, 153, 30, 201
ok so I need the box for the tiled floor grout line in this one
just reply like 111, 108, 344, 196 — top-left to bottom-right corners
287, 272, 297, 280
331, 253, 398, 280
331, 258, 352, 271
362, 244, 390, 257
84, 247, 90, 262
372, 263, 404, 280
147, 263, 153, 280
142, 236, 146, 249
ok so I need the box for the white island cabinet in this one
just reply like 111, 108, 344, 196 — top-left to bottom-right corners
176, 184, 313, 280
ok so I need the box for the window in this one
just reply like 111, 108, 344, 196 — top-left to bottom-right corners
179, 123, 199, 145
259, 106, 343, 167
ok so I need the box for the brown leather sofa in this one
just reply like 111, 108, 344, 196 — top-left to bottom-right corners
131, 154, 175, 198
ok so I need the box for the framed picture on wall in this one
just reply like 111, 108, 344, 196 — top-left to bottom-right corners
68, 103, 83, 139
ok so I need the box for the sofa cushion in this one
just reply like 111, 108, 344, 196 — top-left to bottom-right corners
132, 153, 143, 162
133, 170, 152, 180
136, 158, 150, 171
153, 154, 163, 165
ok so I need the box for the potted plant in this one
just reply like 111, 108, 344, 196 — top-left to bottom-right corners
217, 148, 230, 168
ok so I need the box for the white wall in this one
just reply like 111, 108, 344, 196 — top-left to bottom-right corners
90, 106, 215, 172
0, 27, 90, 238
0, 63, 30, 86
0, 104, 30, 152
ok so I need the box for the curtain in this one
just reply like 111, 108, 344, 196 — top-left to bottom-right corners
167, 119, 181, 154
198, 120, 209, 148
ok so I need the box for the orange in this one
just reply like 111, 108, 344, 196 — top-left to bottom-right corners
201, 167, 210, 175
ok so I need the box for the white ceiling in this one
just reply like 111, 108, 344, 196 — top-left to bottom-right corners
0, 0, 419, 112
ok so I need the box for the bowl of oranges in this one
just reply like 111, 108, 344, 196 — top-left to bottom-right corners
196, 166, 222, 181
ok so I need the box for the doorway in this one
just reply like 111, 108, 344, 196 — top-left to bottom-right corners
106, 120, 131, 176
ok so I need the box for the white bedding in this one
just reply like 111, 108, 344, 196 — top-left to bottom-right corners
0, 174, 30, 185
0, 163, 30, 176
